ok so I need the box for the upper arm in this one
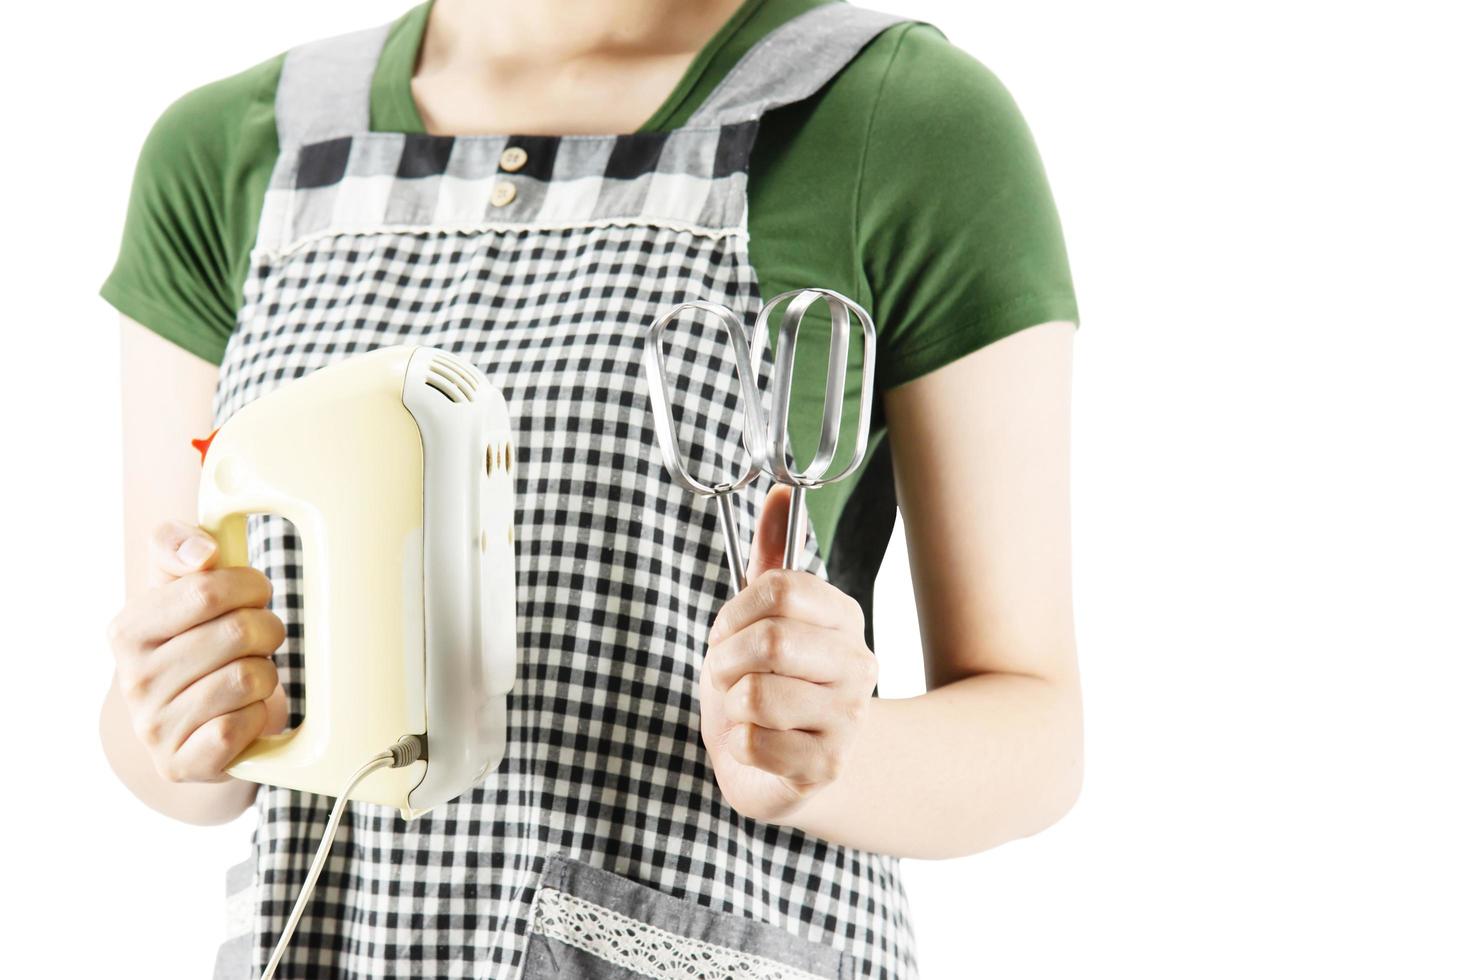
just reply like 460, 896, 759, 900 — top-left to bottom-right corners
883, 321, 1076, 691
118, 316, 218, 596
105, 62, 279, 595
859, 26, 1079, 689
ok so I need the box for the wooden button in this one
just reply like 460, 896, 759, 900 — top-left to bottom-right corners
499, 146, 528, 172
490, 181, 517, 207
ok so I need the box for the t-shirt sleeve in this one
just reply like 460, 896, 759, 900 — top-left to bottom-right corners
100, 58, 282, 365
859, 24, 1079, 389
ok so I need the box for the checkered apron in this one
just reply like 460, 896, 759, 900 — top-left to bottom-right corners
209, 5, 919, 978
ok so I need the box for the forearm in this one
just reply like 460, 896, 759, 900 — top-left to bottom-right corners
99, 679, 258, 826
780, 670, 1083, 859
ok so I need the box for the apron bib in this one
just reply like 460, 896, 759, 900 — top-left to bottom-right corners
210, 5, 918, 978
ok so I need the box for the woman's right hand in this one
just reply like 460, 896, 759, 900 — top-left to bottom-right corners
106, 520, 288, 784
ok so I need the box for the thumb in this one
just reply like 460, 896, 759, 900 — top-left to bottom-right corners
148, 520, 220, 586
746, 484, 795, 582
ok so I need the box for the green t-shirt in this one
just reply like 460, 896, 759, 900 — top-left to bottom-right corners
102, 0, 1078, 630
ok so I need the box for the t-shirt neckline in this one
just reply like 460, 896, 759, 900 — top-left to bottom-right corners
368, 0, 768, 137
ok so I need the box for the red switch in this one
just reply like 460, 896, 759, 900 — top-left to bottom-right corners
191, 428, 220, 464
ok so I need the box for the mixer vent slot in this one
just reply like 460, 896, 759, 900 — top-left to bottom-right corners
424, 353, 481, 403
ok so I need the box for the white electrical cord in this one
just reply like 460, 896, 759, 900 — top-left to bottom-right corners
260, 735, 424, 980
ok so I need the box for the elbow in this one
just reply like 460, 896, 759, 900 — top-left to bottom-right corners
1022, 686, 1086, 839
1024, 743, 1084, 839
945, 677, 1085, 858
941, 755, 1083, 860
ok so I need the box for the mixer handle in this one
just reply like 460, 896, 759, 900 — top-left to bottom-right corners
204, 511, 251, 572
194, 508, 304, 775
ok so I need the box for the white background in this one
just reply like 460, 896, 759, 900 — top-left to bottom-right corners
3, 0, 1465, 976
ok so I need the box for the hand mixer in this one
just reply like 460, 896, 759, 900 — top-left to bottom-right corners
194, 344, 518, 978
640, 288, 877, 590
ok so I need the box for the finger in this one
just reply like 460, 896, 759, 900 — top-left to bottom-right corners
745, 484, 793, 582
724, 671, 842, 732
116, 567, 273, 649
148, 521, 219, 587
158, 655, 280, 754
147, 608, 285, 708
167, 700, 271, 783
709, 568, 864, 646
706, 617, 849, 691
723, 723, 841, 785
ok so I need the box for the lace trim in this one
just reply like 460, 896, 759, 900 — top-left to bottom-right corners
531, 886, 827, 980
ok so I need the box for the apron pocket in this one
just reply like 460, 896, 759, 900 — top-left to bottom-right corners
523, 854, 855, 980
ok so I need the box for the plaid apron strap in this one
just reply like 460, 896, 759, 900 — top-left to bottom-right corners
275, 20, 393, 148
684, 2, 912, 129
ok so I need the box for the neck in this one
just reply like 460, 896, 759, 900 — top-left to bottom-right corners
422, 0, 747, 70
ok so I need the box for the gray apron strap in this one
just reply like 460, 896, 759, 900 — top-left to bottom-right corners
276, 21, 393, 147
685, 2, 911, 128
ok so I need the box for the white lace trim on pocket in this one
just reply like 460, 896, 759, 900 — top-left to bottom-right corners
531, 886, 828, 980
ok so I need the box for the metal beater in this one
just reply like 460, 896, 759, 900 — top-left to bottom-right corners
640, 287, 876, 590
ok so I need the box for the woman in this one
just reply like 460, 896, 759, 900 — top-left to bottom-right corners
100, 0, 1083, 976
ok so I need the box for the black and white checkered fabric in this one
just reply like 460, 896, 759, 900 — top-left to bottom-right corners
258, 124, 760, 249
212, 4, 918, 978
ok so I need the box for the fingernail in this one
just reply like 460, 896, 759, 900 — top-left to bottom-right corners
177, 537, 215, 567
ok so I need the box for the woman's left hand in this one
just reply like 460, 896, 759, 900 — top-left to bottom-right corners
700, 486, 879, 823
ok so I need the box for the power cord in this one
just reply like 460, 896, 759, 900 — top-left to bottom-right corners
259, 735, 424, 980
